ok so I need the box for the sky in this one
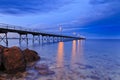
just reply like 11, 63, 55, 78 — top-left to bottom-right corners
0, 0, 120, 39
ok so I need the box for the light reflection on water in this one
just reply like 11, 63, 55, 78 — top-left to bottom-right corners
57, 42, 64, 67
71, 40, 77, 65
76, 40, 84, 64
56, 42, 64, 80
71, 40, 85, 66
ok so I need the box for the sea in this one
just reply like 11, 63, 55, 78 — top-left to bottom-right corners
0, 39, 120, 80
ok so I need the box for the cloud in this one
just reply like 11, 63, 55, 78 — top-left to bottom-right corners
0, 0, 71, 15
89, 0, 119, 5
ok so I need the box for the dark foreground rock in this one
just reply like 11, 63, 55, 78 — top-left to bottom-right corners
0, 45, 40, 73
3, 46, 26, 73
0, 45, 5, 70
23, 48, 40, 63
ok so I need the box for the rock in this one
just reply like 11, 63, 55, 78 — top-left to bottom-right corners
0, 45, 5, 54
0, 76, 6, 80
35, 64, 49, 70
39, 69, 55, 75
35, 64, 49, 75
23, 48, 40, 63
35, 64, 55, 75
38, 69, 49, 75
0, 45, 5, 70
0, 45, 40, 74
3, 46, 26, 73
15, 72, 23, 79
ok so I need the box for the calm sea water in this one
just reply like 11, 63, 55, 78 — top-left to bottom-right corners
0, 39, 120, 80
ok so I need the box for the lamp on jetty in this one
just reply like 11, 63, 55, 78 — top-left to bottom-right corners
73, 32, 76, 36
59, 26, 62, 35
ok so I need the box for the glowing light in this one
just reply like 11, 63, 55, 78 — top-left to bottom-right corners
59, 27, 62, 32
73, 32, 76, 36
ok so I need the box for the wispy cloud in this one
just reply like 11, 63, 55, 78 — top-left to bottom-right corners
0, 0, 71, 15
89, 0, 118, 5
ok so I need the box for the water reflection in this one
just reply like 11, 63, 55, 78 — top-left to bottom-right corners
71, 40, 77, 65
77, 40, 84, 63
56, 42, 64, 80
71, 40, 84, 65
56, 42, 64, 67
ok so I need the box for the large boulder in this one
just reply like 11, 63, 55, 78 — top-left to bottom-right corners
23, 48, 40, 63
0, 45, 5, 70
3, 46, 26, 73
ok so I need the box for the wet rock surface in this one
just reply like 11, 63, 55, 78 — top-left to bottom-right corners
0, 45, 40, 74
3, 46, 26, 73
0, 45, 5, 70
23, 48, 40, 63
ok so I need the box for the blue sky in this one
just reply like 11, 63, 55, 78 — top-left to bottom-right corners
0, 0, 120, 39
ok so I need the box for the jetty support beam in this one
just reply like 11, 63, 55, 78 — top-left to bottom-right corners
19, 33, 28, 45
0, 32, 8, 46
32, 34, 40, 44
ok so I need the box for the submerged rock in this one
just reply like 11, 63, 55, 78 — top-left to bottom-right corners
23, 48, 40, 63
35, 64, 49, 70
35, 64, 55, 75
3, 46, 26, 73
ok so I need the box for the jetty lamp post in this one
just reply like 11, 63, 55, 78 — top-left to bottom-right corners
59, 26, 63, 41
59, 26, 62, 35
73, 32, 76, 36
